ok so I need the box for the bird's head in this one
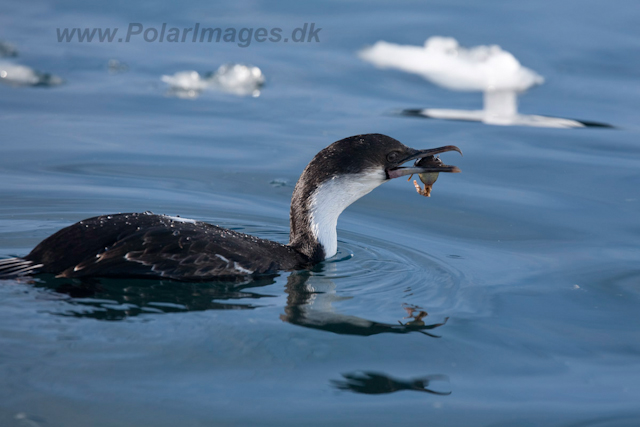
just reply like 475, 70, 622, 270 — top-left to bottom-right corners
289, 134, 461, 261
299, 133, 460, 182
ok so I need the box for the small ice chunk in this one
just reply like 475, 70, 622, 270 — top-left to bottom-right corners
207, 63, 265, 97
0, 62, 41, 86
403, 108, 587, 128
0, 41, 18, 58
359, 36, 543, 93
161, 70, 208, 98
161, 63, 264, 99
0, 61, 63, 87
161, 70, 209, 91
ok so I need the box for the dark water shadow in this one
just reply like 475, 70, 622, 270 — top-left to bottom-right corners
331, 371, 451, 395
25, 268, 448, 337
30, 274, 277, 321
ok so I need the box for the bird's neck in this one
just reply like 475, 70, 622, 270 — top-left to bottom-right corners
288, 167, 387, 262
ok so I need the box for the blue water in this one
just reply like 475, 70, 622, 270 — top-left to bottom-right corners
1, 1, 640, 425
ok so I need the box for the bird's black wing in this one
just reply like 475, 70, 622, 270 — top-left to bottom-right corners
26, 213, 310, 281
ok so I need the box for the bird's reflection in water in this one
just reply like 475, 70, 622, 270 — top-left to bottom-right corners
331, 372, 451, 395
30, 274, 277, 321
27, 267, 448, 337
281, 271, 448, 337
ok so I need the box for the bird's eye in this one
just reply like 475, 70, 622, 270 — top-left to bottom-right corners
386, 151, 401, 163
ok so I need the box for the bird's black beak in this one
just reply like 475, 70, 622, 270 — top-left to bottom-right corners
387, 145, 462, 179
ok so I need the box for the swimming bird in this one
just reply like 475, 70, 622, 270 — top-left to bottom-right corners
0, 134, 461, 281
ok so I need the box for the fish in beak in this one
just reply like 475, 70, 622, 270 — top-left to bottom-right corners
387, 145, 462, 196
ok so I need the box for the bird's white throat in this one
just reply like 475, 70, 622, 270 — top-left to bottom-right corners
308, 168, 387, 259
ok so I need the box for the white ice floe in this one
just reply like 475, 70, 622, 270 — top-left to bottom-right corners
0, 61, 63, 87
208, 63, 264, 97
404, 107, 586, 128
161, 63, 265, 99
360, 37, 543, 93
161, 70, 209, 98
360, 36, 601, 128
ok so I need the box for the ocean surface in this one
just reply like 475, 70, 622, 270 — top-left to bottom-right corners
1, 1, 639, 426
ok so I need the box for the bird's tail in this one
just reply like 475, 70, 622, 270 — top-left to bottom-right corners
0, 257, 42, 279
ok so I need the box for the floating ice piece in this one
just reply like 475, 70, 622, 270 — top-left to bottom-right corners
161, 63, 265, 99
360, 37, 544, 93
0, 41, 18, 58
359, 37, 610, 128
402, 107, 590, 128
161, 70, 208, 98
206, 63, 265, 97
161, 70, 209, 91
0, 61, 63, 87
0, 42, 62, 87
